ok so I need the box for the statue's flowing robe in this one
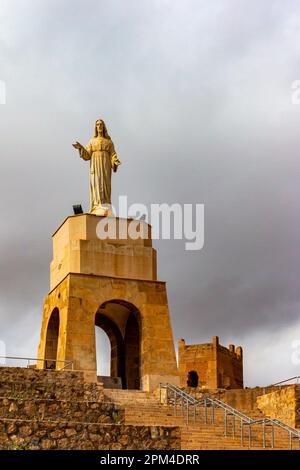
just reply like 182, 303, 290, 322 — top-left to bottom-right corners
79, 136, 118, 213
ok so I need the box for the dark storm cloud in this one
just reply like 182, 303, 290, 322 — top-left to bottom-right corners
1, 0, 300, 384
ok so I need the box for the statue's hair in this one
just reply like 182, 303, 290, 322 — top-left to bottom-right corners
94, 119, 111, 139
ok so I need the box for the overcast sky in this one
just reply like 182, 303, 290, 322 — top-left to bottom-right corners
1, 0, 300, 386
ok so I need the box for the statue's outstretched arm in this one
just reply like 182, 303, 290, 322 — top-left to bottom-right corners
72, 141, 91, 161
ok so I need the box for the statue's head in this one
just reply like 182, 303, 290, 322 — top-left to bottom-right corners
94, 119, 110, 139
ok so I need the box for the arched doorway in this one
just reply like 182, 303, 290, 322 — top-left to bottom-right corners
187, 370, 199, 388
95, 300, 141, 389
44, 307, 59, 369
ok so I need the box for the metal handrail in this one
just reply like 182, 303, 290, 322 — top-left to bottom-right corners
0, 356, 74, 371
203, 397, 251, 422
162, 383, 250, 422
159, 382, 300, 450
270, 376, 300, 387
271, 418, 300, 437
162, 382, 198, 404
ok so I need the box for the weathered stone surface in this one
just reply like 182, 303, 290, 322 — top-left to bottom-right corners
50, 430, 65, 439
0, 368, 103, 401
0, 368, 180, 450
41, 438, 56, 450
0, 420, 180, 450
65, 428, 77, 437
0, 397, 124, 424
57, 438, 68, 449
257, 385, 300, 427
19, 425, 32, 436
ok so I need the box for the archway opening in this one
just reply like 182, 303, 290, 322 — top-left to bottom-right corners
44, 307, 59, 369
187, 370, 199, 388
95, 312, 125, 388
95, 327, 111, 376
124, 312, 140, 389
95, 300, 141, 389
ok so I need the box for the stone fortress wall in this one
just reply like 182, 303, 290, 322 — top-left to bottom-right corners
178, 335, 243, 389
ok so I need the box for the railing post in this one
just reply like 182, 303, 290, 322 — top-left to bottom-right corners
194, 402, 196, 424
262, 420, 266, 449
166, 385, 169, 405
204, 398, 207, 424
224, 409, 227, 437
181, 396, 184, 417
232, 415, 235, 437
174, 391, 177, 416
186, 400, 189, 425
241, 420, 244, 447
212, 401, 215, 424
271, 423, 274, 449
289, 431, 292, 450
248, 424, 251, 448
159, 383, 162, 404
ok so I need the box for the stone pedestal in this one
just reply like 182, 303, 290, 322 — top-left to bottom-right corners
37, 214, 179, 391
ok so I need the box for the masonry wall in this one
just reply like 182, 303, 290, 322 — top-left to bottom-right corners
183, 386, 283, 411
0, 367, 181, 450
178, 341, 217, 388
257, 385, 300, 428
217, 344, 243, 388
0, 421, 180, 450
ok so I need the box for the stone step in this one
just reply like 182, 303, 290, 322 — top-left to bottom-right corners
128, 415, 294, 434
104, 389, 152, 395
181, 431, 297, 450
104, 390, 154, 398
124, 405, 297, 450
104, 400, 158, 405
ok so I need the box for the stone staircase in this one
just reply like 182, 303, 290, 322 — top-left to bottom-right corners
0, 368, 298, 450
103, 388, 300, 450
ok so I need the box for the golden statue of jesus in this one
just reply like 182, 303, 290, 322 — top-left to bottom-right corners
72, 119, 121, 216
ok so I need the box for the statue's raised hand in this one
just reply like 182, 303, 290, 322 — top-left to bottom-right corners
72, 141, 83, 150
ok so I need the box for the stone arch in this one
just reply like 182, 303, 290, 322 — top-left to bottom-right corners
44, 307, 60, 369
95, 299, 141, 389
